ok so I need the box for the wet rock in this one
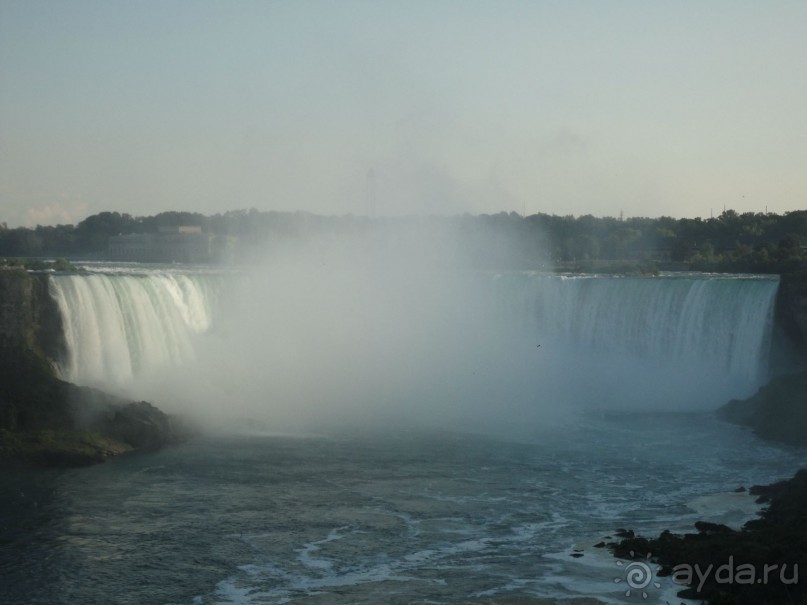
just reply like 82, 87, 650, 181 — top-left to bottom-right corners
718, 371, 807, 446
92, 400, 188, 450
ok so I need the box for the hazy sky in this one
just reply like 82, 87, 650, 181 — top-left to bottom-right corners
1, 1, 805, 227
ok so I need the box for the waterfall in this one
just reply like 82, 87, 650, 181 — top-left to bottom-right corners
48, 269, 779, 414
49, 272, 218, 389
494, 272, 779, 409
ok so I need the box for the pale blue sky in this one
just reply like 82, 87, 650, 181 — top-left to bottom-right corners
1, 0, 805, 226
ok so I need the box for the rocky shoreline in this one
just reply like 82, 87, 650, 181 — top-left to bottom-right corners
597, 375, 807, 604
603, 469, 807, 604
0, 351, 192, 468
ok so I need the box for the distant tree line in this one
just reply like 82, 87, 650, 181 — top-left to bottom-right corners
0, 208, 805, 273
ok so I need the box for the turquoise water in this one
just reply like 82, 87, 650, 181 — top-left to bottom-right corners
1, 413, 802, 605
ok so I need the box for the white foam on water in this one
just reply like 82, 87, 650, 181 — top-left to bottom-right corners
297, 526, 349, 571
541, 544, 700, 605
686, 491, 764, 529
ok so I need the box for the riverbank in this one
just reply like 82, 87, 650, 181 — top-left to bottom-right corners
0, 428, 132, 467
607, 468, 807, 604
0, 350, 191, 468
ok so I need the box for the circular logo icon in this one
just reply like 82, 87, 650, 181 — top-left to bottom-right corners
614, 551, 662, 598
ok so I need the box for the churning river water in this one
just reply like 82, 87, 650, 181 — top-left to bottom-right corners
1, 413, 802, 605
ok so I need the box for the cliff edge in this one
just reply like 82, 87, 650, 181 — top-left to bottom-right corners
718, 370, 807, 447
0, 270, 189, 467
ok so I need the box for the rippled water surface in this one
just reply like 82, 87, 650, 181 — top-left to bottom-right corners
1, 414, 802, 605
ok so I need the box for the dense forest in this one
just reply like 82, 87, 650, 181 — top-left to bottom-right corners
1, 208, 805, 273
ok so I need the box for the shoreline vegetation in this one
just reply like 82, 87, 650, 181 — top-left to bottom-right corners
1, 208, 806, 273
0, 257, 77, 272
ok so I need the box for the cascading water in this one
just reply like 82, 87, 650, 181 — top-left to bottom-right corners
493, 272, 779, 410
48, 268, 779, 416
49, 271, 218, 389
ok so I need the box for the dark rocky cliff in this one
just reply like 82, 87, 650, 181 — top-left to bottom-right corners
0, 270, 69, 432
772, 271, 807, 371
719, 370, 807, 446
725, 272, 807, 447
0, 270, 189, 467
0, 270, 65, 364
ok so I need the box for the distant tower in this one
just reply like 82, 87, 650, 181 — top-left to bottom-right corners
366, 168, 376, 217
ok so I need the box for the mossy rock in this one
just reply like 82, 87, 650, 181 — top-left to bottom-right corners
0, 428, 132, 467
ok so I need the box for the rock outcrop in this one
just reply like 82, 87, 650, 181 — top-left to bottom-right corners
770, 270, 807, 373
0, 270, 190, 467
608, 469, 807, 605
718, 371, 807, 447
